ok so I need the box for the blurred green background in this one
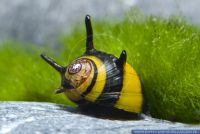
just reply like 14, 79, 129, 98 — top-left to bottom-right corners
0, 9, 200, 123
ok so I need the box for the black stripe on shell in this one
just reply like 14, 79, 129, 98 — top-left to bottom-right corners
73, 99, 90, 105
84, 50, 124, 107
81, 60, 98, 96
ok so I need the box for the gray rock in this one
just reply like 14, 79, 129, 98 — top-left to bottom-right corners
0, 0, 131, 45
0, 102, 199, 134
135, 0, 200, 25
1, 0, 200, 46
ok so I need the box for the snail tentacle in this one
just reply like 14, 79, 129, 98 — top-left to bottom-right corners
54, 87, 66, 94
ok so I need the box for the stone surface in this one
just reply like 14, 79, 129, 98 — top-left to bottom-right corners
136, 0, 200, 25
1, 0, 200, 46
0, 0, 132, 45
0, 102, 200, 134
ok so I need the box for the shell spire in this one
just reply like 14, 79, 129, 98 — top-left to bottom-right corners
85, 15, 94, 53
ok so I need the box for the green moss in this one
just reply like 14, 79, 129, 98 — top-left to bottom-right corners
0, 12, 200, 123
59, 14, 200, 123
0, 42, 75, 106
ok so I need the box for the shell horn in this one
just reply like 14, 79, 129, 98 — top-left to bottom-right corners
40, 53, 65, 73
116, 50, 127, 68
85, 15, 94, 53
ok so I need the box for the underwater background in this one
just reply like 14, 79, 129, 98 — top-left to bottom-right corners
0, 0, 200, 123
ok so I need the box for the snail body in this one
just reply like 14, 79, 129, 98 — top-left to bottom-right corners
41, 15, 146, 115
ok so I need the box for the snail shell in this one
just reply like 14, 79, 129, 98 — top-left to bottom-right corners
41, 15, 146, 115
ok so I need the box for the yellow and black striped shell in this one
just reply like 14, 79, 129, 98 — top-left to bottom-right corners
41, 15, 146, 115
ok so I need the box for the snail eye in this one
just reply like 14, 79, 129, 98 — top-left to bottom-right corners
68, 61, 82, 74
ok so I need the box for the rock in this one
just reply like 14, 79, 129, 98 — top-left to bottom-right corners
0, 0, 133, 45
1, 0, 200, 46
136, 0, 200, 25
0, 102, 199, 134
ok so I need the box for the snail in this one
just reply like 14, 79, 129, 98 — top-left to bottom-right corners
41, 15, 147, 118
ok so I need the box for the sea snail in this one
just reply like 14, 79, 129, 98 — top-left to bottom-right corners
41, 15, 146, 116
